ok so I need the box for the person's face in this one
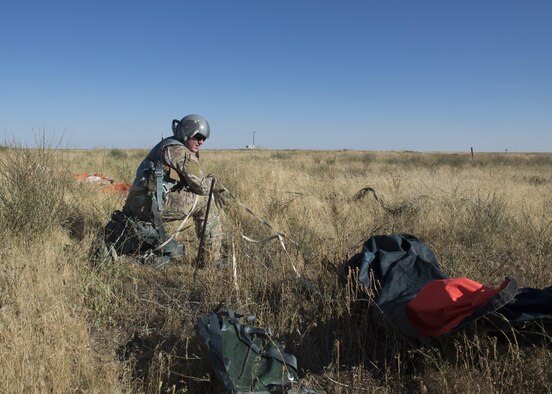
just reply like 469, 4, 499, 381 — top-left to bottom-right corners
184, 133, 206, 153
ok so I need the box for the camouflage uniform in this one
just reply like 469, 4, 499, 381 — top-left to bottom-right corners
124, 141, 224, 265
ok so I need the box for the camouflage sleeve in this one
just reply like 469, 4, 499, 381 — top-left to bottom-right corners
164, 145, 211, 195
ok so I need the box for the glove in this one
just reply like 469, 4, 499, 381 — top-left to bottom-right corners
214, 187, 229, 208
206, 174, 217, 181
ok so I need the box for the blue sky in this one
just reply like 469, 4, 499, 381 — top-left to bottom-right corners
1, 1, 551, 151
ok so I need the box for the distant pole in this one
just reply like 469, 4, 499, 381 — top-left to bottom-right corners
253, 131, 256, 148
470, 147, 474, 160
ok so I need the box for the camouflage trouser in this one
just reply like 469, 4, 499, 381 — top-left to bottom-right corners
124, 188, 224, 265
163, 190, 224, 265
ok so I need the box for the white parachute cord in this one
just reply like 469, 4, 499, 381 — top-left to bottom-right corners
219, 184, 298, 246
240, 233, 301, 278
218, 183, 301, 277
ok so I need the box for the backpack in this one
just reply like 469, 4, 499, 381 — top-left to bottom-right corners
196, 304, 302, 393
99, 209, 183, 269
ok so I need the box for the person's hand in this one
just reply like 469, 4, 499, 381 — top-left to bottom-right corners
214, 187, 229, 208
204, 175, 217, 191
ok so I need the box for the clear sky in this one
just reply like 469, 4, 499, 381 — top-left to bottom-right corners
1, 1, 551, 151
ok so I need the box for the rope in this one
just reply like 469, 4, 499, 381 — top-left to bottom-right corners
219, 184, 301, 277
352, 186, 385, 205
353, 185, 432, 215
241, 234, 301, 278
231, 241, 240, 301
219, 184, 297, 244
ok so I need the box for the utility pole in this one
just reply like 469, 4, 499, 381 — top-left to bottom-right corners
246, 131, 257, 149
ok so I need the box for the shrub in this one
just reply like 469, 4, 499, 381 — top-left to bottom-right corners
0, 140, 70, 236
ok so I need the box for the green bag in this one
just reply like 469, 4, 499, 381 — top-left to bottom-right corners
196, 304, 301, 393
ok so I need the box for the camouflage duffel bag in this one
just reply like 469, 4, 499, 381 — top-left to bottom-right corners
196, 304, 306, 393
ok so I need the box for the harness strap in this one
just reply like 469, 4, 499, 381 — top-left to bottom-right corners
209, 311, 236, 392
150, 197, 167, 241
263, 345, 298, 370
225, 305, 298, 370
143, 161, 168, 242
154, 161, 164, 212
226, 305, 263, 354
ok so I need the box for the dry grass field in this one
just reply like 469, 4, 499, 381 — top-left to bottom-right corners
1, 142, 551, 393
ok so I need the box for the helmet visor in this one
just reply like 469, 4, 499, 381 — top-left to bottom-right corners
193, 133, 207, 141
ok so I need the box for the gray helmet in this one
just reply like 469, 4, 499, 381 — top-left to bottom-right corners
172, 114, 210, 142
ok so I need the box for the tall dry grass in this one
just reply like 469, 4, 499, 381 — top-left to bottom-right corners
0, 143, 121, 392
0, 145, 551, 393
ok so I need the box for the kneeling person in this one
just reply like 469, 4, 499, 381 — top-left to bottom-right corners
124, 114, 224, 266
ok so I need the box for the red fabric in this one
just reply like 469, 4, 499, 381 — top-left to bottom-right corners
407, 277, 510, 337
104, 182, 131, 192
